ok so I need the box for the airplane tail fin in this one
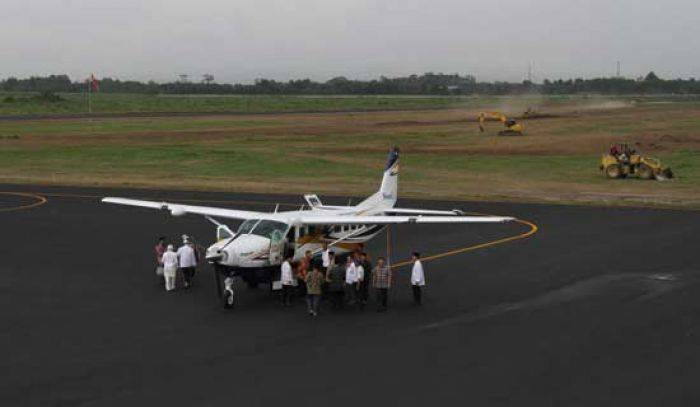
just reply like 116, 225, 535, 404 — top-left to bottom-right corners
380, 146, 399, 203
358, 147, 399, 208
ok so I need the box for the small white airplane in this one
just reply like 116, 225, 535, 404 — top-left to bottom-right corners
103, 147, 514, 307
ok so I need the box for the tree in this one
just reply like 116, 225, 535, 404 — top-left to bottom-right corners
644, 71, 660, 81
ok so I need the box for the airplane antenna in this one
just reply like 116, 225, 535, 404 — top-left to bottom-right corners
274, 203, 279, 213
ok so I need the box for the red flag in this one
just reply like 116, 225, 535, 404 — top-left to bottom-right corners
89, 74, 99, 92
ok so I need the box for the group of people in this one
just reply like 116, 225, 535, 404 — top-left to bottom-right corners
281, 244, 426, 317
153, 237, 427, 314
154, 235, 201, 292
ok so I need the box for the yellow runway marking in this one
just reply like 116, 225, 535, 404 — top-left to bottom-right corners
33, 191, 539, 266
0, 192, 48, 213
389, 217, 538, 269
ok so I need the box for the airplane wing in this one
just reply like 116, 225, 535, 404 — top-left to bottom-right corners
293, 215, 514, 225
102, 197, 277, 221
382, 208, 465, 216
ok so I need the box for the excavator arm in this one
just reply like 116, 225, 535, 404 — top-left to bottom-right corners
478, 111, 523, 135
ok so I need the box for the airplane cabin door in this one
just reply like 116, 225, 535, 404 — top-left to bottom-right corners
269, 229, 285, 266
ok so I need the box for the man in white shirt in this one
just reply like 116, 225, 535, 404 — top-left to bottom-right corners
345, 256, 359, 306
177, 238, 198, 289
321, 243, 331, 273
410, 252, 425, 305
280, 254, 294, 306
162, 244, 179, 291
355, 256, 365, 309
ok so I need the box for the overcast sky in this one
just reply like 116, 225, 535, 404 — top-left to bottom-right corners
1, 0, 699, 83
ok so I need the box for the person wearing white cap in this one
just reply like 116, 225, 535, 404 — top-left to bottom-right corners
162, 244, 178, 291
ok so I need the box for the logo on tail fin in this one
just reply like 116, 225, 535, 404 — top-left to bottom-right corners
386, 147, 400, 176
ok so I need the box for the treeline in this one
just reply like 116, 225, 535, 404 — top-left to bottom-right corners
1, 72, 699, 95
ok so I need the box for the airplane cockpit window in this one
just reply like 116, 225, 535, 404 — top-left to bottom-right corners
250, 220, 289, 239
217, 226, 233, 241
237, 219, 258, 234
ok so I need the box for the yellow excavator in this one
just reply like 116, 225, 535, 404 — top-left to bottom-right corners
478, 112, 524, 136
600, 143, 674, 180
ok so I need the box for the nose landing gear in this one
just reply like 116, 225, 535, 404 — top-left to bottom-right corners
223, 276, 236, 309
213, 264, 236, 309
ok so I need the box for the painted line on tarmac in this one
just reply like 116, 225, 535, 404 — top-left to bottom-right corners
0, 192, 48, 213
389, 215, 538, 269
35, 191, 539, 265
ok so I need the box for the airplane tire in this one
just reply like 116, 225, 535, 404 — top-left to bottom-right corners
223, 290, 235, 309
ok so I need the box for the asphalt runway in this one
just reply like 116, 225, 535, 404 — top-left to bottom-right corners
2, 184, 699, 406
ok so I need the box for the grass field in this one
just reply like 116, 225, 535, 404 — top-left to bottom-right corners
1, 94, 699, 208
2, 92, 697, 117
0, 93, 501, 116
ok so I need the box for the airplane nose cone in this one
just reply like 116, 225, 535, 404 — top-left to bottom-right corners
209, 234, 270, 267
207, 246, 241, 267
206, 247, 223, 262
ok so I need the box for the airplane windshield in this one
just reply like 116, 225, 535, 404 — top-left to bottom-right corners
237, 219, 288, 239
237, 219, 258, 234
250, 220, 288, 239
